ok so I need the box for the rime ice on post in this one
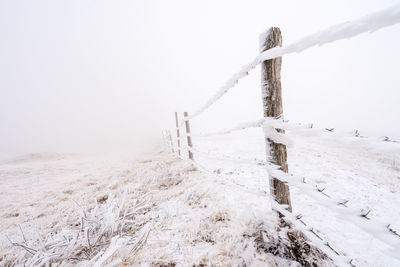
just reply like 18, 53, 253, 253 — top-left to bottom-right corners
175, 112, 181, 156
260, 27, 292, 212
168, 131, 174, 154
184, 112, 194, 160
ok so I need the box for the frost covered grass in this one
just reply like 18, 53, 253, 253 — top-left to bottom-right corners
3, 191, 151, 266
0, 150, 332, 266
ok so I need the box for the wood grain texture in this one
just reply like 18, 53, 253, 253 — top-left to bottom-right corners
260, 27, 292, 212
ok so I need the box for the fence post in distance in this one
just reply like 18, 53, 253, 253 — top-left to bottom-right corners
184, 112, 194, 160
175, 112, 181, 156
168, 130, 175, 154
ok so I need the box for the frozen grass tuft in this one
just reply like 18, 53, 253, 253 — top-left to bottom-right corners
5, 188, 152, 266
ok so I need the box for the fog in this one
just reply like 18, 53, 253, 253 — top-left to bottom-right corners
1, 0, 399, 160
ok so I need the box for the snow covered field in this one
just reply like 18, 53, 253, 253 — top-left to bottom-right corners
191, 128, 400, 266
0, 130, 399, 266
0, 147, 328, 266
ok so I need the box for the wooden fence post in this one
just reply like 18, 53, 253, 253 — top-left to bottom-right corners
260, 27, 292, 212
184, 112, 194, 160
175, 112, 181, 156
168, 130, 175, 154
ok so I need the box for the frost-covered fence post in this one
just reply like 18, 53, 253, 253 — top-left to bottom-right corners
168, 130, 175, 154
184, 112, 194, 160
260, 27, 292, 212
175, 112, 181, 156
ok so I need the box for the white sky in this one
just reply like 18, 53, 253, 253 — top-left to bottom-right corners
1, 0, 399, 159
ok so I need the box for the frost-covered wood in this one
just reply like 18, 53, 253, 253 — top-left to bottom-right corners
175, 112, 181, 156
260, 27, 292, 211
168, 130, 175, 154
184, 112, 194, 160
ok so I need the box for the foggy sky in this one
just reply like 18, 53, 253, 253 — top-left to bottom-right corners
1, 0, 399, 160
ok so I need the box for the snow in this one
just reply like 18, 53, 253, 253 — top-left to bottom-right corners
0, 149, 333, 266
1, 124, 399, 266
188, 127, 400, 266
178, 2, 400, 126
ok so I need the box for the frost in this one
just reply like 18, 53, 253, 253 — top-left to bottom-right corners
1, 152, 334, 266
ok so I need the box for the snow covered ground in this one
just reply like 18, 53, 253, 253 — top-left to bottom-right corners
190, 128, 400, 266
0, 129, 399, 266
0, 147, 330, 266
